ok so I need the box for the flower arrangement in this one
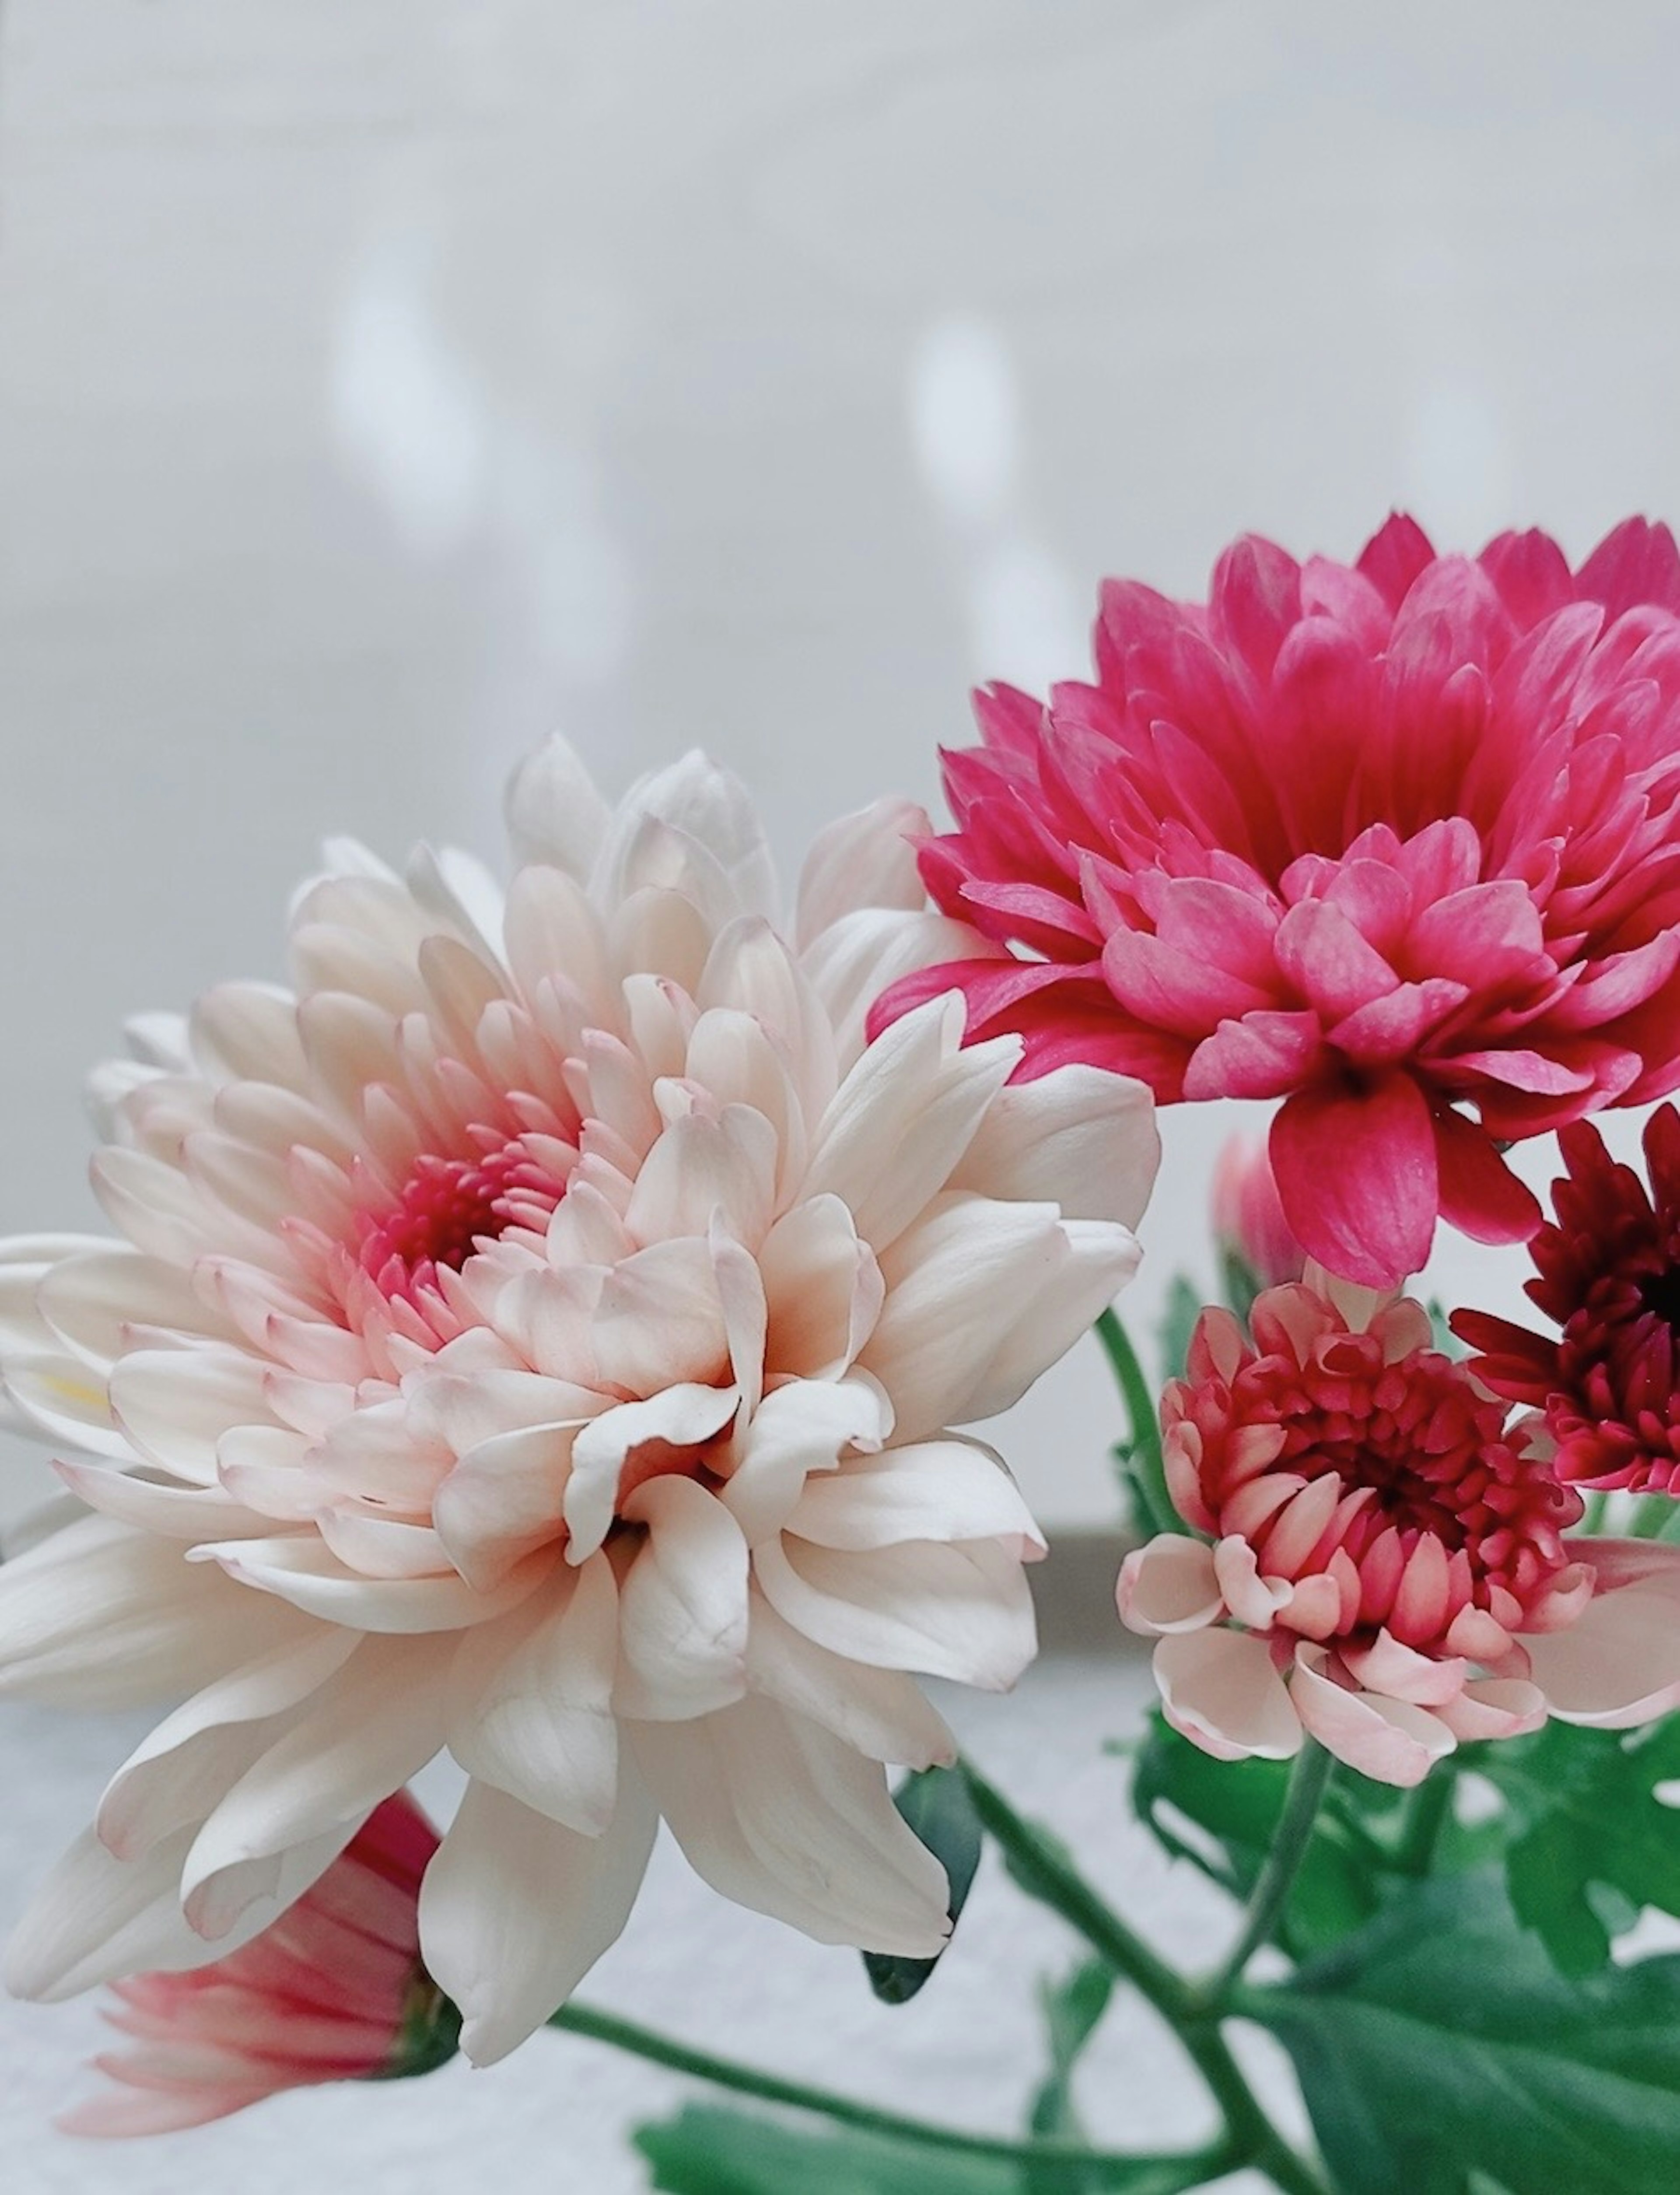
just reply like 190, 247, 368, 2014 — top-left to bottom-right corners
6, 517, 1680, 2191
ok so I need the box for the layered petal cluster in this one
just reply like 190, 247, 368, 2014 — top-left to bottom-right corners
62, 1792, 452, 2136
1118, 1270, 1680, 1784
0, 740, 1158, 2063
1455, 1105, 1680, 1492
878, 516, 1680, 1285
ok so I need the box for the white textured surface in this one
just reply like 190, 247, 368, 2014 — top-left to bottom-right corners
0, 1652, 1293, 2195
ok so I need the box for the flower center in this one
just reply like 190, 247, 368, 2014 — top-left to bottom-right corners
1247, 1338, 1582, 1639
1635, 1262, 1680, 1335
354, 1141, 567, 1305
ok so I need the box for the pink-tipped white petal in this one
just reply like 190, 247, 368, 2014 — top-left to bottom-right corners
1290, 1644, 1456, 1785
1153, 1629, 1302, 1762
1117, 1536, 1224, 1636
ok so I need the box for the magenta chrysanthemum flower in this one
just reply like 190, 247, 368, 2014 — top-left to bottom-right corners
1118, 1270, 1680, 1783
1454, 1105, 1680, 1492
877, 516, 1680, 1285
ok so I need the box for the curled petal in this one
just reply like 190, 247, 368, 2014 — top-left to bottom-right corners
1152, 1628, 1302, 1762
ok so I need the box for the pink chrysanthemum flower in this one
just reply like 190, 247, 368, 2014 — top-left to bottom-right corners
1118, 1269, 1680, 1784
0, 739, 1156, 2064
60, 1792, 452, 2136
877, 516, 1680, 1286
1210, 1132, 1306, 1292
1454, 1105, 1680, 1492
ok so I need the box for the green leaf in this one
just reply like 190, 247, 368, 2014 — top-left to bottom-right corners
1469, 1719, 1680, 1977
1156, 1274, 1204, 1384
864, 1766, 984, 2004
1248, 1870, 1680, 2195
634, 2106, 1211, 2195
634, 2105, 1020, 2195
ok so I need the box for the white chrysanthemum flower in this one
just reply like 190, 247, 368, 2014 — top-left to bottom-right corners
0, 741, 1157, 2062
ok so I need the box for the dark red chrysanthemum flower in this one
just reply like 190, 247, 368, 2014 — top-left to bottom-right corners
874, 516, 1680, 1287
1453, 1105, 1680, 1492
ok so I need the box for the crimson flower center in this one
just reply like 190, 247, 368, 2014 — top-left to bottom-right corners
355, 1141, 567, 1304
1634, 1262, 1680, 1335
1247, 1342, 1579, 1595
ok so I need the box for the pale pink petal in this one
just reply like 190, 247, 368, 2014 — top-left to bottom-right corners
197, 1532, 553, 1634
794, 796, 929, 948
805, 995, 1019, 1253
3, 1350, 130, 1460
1116, 1536, 1224, 1636
1289, 1644, 1455, 1785
630, 1698, 949, 1955
420, 1771, 658, 2065
446, 1554, 619, 1832
1434, 1677, 1547, 1741
786, 1436, 1044, 1558
1211, 1535, 1294, 1631
95, 1626, 361, 1861
1338, 1627, 1470, 1708
718, 1375, 892, 1545
858, 1192, 1066, 1441
592, 750, 777, 924
432, 1421, 580, 1589
800, 909, 1005, 1072
1526, 1575, 1680, 1727
1152, 1629, 1302, 1762
948, 1062, 1159, 1230
759, 1196, 885, 1380
959, 1217, 1143, 1424
564, 1383, 741, 1563
503, 735, 612, 879
179, 1637, 452, 1937
109, 1347, 278, 1483
754, 1532, 1035, 1691
36, 1248, 226, 1369
590, 1236, 729, 1396
623, 1107, 777, 1250
742, 1589, 955, 1769
613, 1478, 750, 1720
0, 1518, 311, 1709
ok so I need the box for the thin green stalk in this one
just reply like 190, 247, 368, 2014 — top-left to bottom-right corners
1393, 1762, 1455, 1876
959, 1758, 1333, 2195
959, 1756, 1196, 2020
1096, 1306, 1176, 1535
549, 2000, 1235, 2190
1202, 1742, 1334, 2004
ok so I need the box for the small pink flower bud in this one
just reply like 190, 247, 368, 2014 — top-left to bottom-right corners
65, 1792, 454, 2136
1210, 1132, 1306, 1292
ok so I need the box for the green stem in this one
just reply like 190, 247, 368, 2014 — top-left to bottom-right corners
1393, 1762, 1455, 1876
959, 1758, 1333, 2195
549, 2001, 1235, 2191
959, 1756, 1196, 2020
1202, 1742, 1334, 2004
1096, 1306, 1175, 1535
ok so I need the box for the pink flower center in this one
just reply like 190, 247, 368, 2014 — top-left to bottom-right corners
1216, 1333, 1583, 1651
354, 1141, 568, 1307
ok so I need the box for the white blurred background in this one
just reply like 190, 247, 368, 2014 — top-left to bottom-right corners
3, 3, 1679, 2185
